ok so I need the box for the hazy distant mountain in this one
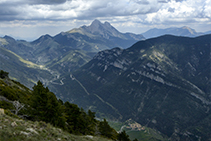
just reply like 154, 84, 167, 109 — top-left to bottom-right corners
142, 26, 205, 39
204, 30, 211, 34
49, 34, 211, 140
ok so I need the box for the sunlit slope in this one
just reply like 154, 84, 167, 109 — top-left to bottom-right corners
0, 46, 53, 88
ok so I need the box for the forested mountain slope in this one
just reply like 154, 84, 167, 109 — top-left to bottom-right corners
50, 34, 211, 140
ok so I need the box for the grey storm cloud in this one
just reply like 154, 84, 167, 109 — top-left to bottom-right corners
0, 0, 210, 25
29, 0, 68, 5
0, 0, 162, 21
0, 0, 69, 21
0, 3, 19, 21
157, 0, 169, 3
132, 0, 150, 5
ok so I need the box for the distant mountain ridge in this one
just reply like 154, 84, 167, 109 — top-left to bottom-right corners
0, 19, 145, 88
142, 26, 206, 39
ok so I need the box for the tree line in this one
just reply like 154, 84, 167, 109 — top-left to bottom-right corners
30, 80, 132, 140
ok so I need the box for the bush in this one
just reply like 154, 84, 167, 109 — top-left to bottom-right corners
0, 101, 13, 109
4, 109, 20, 119
0, 70, 9, 79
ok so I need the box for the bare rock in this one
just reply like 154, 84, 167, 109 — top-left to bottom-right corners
11, 121, 17, 127
20, 131, 30, 136
0, 108, 4, 115
26, 128, 39, 134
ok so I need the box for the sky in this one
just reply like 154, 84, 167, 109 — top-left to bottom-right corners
0, 0, 210, 41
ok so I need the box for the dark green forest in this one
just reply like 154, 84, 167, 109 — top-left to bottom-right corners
0, 70, 134, 141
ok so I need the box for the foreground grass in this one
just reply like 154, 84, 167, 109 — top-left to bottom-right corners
0, 113, 111, 141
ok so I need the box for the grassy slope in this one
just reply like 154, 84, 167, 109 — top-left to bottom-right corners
0, 113, 112, 141
0, 46, 54, 88
0, 76, 112, 141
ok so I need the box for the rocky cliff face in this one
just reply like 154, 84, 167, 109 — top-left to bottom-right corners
50, 34, 211, 140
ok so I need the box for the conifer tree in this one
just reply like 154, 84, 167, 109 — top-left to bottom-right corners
30, 81, 65, 128
64, 101, 82, 134
99, 118, 118, 140
0, 70, 9, 79
87, 109, 96, 135
31, 80, 48, 121
45, 92, 65, 127
117, 130, 130, 141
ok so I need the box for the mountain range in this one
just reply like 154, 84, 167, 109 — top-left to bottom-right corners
0, 19, 144, 88
142, 26, 209, 39
0, 19, 211, 140
49, 34, 211, 140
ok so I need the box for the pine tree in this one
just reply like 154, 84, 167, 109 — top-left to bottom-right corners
30, 81, 66, 128
31, 81, 48, 121
98, 118, 118, 140
0, 70, 9, 79
117, 130, 131, 141
45, 92, 66, 127
87, 109, 96, 135
64, 102, 82, 134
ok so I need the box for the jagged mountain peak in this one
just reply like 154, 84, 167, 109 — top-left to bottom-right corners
84, 19, 119, 38
89, 19, 112, 28
4, 35, 15, 39
181, 26, 197, 34
3, 35, 16, 42
31, 34, 53, 44
63, 19, 144, 49
82, 19, 145, 41
1, 35, 17, 45
33, 34, 52, 41
181, 26, 193, 30
104, 21, 111, 26
90, 19, 102, 27
67, 19, 133, 38
89, 19, 114, 30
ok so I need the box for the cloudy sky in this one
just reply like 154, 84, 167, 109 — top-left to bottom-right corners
0, 0, 210, 41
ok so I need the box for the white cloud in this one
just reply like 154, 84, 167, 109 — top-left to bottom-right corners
144, 0, 211, 24
0, 0, 210, 40
0, 0, 209, 22
0, 0, 163, 20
